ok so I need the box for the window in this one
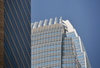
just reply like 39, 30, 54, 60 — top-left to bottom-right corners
62, 63, 76, 67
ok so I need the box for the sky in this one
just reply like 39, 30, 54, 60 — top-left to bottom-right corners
31, 0, 100, 68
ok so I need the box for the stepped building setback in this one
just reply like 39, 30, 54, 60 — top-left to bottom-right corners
31, 17, 91, 68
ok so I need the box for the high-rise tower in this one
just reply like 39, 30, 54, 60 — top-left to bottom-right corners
0, 0, 31, 68
31, 17, 91, 68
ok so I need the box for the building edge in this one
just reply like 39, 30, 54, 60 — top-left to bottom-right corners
0, 0, 4, 68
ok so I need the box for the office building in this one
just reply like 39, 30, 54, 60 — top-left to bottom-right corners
31, 17, 91, 68
0, 0, 31, 68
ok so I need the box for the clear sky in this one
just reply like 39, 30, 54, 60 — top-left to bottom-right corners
31, 0, 100, 68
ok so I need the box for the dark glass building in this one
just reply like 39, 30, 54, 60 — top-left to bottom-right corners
0, 0, 31, 68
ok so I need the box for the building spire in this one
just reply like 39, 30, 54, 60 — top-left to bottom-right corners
59, 17, 62, 23
44, 19, 48, 26
33, 22, 38, 28
38, 20, 43, 27
49, 18, 53, 25
54, 17, 58, 24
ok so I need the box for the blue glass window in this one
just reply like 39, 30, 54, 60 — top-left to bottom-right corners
63, 50, 73, 52
32, 60, 60, 67
81, 67, 85, 68
62, 63, 76, 67
31, 50, 60, 57
31, 55, 60, 62
76, 50, 81, 53
63, 40, 72, 42
62, 58, 75, 61
67, 34, 76, 37
77, 55, 84, 59
63, 45, 72, 47
76, 45, 80, 47
31, 36, 61, 43
31, 45, 60, 52
74, 40, 79, 42
80, 61, 85, 64
32, 31, 61, 38
51, 66, 60, 68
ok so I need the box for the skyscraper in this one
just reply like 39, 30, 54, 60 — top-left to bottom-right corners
0, 0, 31, 68
31, 17, 91, 68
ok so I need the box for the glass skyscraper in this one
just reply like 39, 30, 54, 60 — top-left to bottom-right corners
31, 17, 91, 68
0, 0, 31, 68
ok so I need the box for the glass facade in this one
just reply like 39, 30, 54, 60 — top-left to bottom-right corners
31, 17, 91, 68
31, 24, 62, 68
66, 32, 91, 68
4, 0, 31, 68
62, 37, 81, 68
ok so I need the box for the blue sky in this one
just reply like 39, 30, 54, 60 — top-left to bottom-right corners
31, 0, 100, 68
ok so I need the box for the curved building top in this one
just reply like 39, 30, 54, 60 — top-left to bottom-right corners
31, 17, 78, 36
